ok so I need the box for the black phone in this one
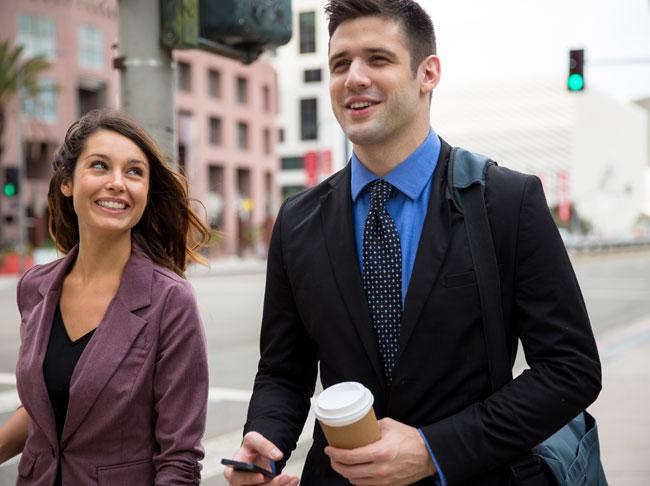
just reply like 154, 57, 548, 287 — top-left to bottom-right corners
221, 458, 278, 478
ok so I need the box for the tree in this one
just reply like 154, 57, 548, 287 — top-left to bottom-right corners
0, 40, 50, 161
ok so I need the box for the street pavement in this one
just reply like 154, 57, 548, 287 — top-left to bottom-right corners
0, 250, 649, 485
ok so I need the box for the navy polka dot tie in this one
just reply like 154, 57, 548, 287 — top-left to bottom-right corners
362, 179, 402, 383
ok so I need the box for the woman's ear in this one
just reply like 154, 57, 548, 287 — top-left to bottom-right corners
60, 179, 73, 197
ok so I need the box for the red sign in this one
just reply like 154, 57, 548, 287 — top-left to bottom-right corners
304, 151, 318, 187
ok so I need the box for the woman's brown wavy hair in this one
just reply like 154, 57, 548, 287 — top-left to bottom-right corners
48, 109, 210, 276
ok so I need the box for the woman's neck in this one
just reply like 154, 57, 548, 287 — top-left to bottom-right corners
70, 231, 132, 284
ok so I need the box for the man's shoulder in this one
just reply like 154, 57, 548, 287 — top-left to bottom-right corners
281, 167, 348, 217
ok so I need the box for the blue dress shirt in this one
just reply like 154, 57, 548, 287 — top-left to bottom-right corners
350, 128, 446, 485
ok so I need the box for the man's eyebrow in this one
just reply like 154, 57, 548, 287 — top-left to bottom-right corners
329, 47, 397, 65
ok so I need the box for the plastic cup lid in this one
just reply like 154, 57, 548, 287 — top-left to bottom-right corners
314, 382, 374, 427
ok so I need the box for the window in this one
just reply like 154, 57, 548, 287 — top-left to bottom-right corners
17, 14, 56, 61
177, 61, 191, 91
263, 128, 271, 154
300, 98, 318, 140
304, 69, 322, 83
21, 80, 57, 122
262, 85, 271, 112
281, 157, 303, 170
207, 165, 225, 228
299, 12, 316, 54
236, 122, 249, 150
208, 69, 221, 98
209, 117, 222, 145
278, 128, 285, 143
236, 76, 248, 104
78, 26, 104, 69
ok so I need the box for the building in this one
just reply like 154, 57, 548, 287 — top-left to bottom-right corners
0, 0, 279, 257
270, 0, 349, 199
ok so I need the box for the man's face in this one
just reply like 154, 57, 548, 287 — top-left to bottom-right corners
328, 16, 436, 149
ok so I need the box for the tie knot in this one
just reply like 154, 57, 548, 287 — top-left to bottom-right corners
368, 179, 393, 208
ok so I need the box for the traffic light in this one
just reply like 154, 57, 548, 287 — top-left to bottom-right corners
3, 167, 19, 198
568, 49, 585, 92
160, 0, 292, 64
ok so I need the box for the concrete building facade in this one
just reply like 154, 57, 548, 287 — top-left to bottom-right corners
0, 0, 279, 257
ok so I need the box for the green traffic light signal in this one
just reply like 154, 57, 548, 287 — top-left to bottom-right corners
568, 73, 584, 91
3, 182, 16, 197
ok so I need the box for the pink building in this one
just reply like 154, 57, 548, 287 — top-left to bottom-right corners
0, 0, 279, 257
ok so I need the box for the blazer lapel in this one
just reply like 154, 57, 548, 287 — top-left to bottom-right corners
20, 248, 79, 451
320, 165, 384, 385
396, 141, 453, 366
60, 247, 153, 446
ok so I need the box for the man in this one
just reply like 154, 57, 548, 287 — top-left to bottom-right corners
225, 0, 601, 484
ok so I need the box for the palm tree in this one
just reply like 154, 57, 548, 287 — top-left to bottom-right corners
0, 40, 50, 161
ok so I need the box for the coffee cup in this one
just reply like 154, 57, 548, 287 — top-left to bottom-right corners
314, 381, 381, 449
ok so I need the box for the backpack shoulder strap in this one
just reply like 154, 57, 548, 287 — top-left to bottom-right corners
447, 147, 495, 210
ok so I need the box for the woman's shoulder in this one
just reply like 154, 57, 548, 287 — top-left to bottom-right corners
16, 257, 67, 316
149, 260, 196, 301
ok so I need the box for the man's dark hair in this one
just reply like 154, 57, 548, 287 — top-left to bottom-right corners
325, 0, 436, 73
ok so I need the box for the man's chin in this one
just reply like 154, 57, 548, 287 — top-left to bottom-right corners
345, 127, 385, 147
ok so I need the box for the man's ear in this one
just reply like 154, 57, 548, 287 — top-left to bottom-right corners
60, 179, 73, 197
420, 55, 441, 95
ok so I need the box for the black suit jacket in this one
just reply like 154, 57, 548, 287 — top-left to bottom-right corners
244, 139, 601, 485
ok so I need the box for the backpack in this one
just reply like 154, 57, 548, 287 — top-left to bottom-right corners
448, 147, 607, 486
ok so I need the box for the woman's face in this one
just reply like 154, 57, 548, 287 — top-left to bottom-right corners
61, 129, 150, 240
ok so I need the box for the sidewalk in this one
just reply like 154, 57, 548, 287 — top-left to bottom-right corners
590, 318, 650, 485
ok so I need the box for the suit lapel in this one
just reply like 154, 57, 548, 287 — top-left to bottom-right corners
60, 246, 153, 446
21, 249, 79, 451
396, 141, 453, 366
320, 165, 384, 385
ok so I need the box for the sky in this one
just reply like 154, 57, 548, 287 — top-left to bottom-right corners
417, 0, 650, 102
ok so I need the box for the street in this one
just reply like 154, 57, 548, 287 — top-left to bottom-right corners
0, 250, 649, 485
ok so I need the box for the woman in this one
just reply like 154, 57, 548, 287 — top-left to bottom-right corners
0, 109, 211, 484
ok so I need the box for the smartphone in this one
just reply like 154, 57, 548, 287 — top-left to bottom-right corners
221, 458, 278, 478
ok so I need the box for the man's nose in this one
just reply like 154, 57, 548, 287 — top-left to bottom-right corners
344, 60, 371, 90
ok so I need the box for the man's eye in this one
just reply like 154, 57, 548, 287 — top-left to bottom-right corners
331, 61, 349, 72
370, 56, 388, 64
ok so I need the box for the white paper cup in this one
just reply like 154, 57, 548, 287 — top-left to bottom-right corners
314, 382, 381, 449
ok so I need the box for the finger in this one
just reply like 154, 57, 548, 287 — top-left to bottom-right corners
324, 444, 376, 465
223, 468, 268, 485
242, 431, 283, 461
269, 474, 300, 486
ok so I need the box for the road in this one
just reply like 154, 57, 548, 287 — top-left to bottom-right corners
0, 250, 649, 485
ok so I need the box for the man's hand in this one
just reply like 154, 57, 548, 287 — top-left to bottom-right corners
324, 417, 436, 486
223, 431, 300, 486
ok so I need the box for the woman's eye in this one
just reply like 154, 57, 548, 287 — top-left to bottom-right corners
90, 160, 107, 169
127, 167, 144, 176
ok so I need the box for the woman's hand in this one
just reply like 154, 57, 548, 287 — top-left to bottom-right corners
0, 406, 29, 463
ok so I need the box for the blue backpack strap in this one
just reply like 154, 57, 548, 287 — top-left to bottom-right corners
448, 147, 496, 210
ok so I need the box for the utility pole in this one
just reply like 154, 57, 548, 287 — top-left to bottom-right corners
116, 0, 176, 158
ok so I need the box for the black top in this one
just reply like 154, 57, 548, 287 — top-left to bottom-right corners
43, 304, 95, 485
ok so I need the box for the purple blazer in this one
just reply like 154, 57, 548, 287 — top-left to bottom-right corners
15, 244, 209, 485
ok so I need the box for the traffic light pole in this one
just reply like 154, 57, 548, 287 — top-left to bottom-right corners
116, 0, 177, 159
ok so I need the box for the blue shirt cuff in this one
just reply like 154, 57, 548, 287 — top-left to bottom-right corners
418, 428, 447, 486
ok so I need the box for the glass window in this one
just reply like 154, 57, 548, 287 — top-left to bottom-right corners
281, 157, 303, 170
177, 61, 191, 92
236, 76, 248, 104
263, 128, 271, 154
209, 117, 222, 145
300, 98, 318, 141
299, 12, 316, 54
262, 85, 271, 112
304, 68, 322, 83
78, 26, 104, 70
208, 69, 221, 98
237, 122, 249, 150
17, 14, 56, 61
278, 128, 285, 143
21, 79, 58, 122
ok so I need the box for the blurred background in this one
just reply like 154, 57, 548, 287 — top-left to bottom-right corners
0, 0, 649, 484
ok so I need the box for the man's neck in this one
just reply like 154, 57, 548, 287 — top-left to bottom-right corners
353, 123, 430, 177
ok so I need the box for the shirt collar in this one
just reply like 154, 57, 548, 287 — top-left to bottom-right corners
351, 128, 440, 201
